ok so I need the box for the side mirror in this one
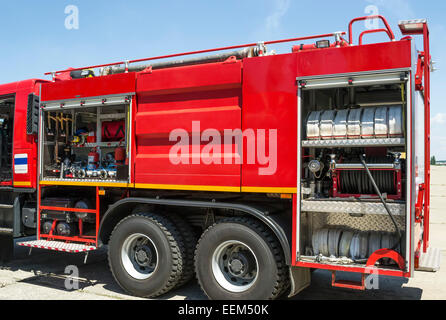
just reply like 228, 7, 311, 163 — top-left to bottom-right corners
26, 93, 39, 135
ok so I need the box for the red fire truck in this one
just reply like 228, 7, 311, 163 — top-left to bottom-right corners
0, 16, 438, 299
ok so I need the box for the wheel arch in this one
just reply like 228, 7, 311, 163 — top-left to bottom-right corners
98, 197, 292, 265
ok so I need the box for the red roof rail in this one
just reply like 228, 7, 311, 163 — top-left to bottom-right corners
349, 15, 395, 45
359, 28, 394, 45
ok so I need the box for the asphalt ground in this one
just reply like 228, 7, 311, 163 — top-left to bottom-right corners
0, 166, 444, 300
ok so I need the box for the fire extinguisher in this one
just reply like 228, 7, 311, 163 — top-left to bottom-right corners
87, 147, 99, 170
115, 139, 126, 165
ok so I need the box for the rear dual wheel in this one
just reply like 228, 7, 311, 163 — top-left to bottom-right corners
195, 217, 289, 300
109, 213, 288, 299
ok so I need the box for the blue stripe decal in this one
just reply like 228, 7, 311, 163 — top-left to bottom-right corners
14, 158, 28, 165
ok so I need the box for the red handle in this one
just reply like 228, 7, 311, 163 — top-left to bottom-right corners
349, 15, 395, 45
359, 28, 394, 45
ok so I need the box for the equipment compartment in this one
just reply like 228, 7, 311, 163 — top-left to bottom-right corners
298, 74, 410, 269
40, 97, 131, 183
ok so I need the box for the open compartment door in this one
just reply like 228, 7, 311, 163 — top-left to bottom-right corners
295, 69, 413, 277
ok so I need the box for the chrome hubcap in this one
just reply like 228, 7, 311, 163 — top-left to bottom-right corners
211, 240, 258, 292
121, 233, 158, 280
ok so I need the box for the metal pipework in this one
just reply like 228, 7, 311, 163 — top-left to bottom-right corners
328, 152, 402, 171
334, 163, 398, 170
45, 31, 346, 76
101, 47, 259, 75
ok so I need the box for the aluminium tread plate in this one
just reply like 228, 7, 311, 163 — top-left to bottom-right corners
301, 200, 405, 216
17, 240, 96, 253
417, 247, 441, 272
40, 178, 128, 183
72, 142, 121, 148
0, 227, 13, 234
302, 138, 405, 148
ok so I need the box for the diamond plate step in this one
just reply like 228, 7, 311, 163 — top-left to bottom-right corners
0, 227, 13, 234
301, 200, 405, 216
417, 247, 441, 272
17, 240, 96, 253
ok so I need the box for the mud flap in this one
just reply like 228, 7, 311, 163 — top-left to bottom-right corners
288, 266, 311, 298
0, 233, 13, 262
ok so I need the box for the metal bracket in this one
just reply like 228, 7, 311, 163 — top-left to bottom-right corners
142, 66, 153, 74
203, 208, 216, 229
333, 31, 344, 47
124, 60, 130, 73
255, 41, 266, 56
288, 266, 311, 297
223, 56, 237, 64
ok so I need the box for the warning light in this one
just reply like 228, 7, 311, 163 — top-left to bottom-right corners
316, 40, 330, 49
399, 19, 427, 35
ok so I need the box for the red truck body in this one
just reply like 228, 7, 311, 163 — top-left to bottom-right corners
0, 16, 434, 299
30, 39, 411, 192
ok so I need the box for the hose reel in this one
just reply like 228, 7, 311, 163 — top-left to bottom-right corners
330, 154, 402, 200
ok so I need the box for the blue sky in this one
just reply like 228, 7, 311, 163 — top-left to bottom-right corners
1, 0, 445, 158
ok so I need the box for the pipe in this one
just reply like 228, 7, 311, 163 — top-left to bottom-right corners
348, 87, 355, 107
45, 31, 346, 76
103, 47, 255, 75
334, 163, 397, 170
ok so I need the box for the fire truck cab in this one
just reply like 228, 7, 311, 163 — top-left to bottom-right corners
0, 16, 438, 299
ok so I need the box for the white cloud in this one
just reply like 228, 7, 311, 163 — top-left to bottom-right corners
431, 136, 446, 160
265, 0, 290, 35
432, 113, 446, 125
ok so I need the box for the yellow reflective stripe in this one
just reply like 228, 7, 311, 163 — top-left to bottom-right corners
135, 184, 297, 194
134, 183, 240, 192
13, 181, 32, 187
241, 186, 297, 193
39, 180, 297, 194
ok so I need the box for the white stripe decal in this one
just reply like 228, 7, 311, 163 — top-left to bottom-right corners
14, 154, 28, 174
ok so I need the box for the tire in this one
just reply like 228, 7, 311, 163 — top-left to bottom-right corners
169, 214, 197, 288
108, 212, 186, 297
195, 217, 288, 300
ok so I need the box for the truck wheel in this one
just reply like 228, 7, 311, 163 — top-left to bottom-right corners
169, 214, 197, 288
108, 212, 186, 297
195, 217, 288, 300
